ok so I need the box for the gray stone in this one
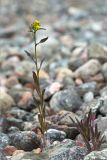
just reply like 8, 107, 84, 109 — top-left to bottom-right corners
46, 129, 66, 142
77, 82, 97, 96
0, 133, 10, 149
95, 117, 107, 133
0, 91, 15, 113
50, 88, 82, 112
88, 43, 107, 61
74, 59, 101, 80
83, 91, 94, 103
101, 62, 107, 81
9, 131, 40, 151
84, 149, 107, 160
48, 139, 86, 160
7, 117, 23, 130
0, 151, 7, 160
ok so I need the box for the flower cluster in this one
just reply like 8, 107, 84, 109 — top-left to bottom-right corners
31, 20, 41, 32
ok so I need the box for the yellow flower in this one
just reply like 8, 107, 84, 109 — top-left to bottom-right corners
31, 20, 41, 31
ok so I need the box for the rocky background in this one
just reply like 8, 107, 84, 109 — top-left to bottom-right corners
0, 0, 107, 160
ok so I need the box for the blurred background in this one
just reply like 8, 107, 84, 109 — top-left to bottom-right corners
0, 0, 107, 76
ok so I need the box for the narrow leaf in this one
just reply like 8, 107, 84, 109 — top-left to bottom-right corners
25, 50, 35, 63
39, 37, 48, 43
32, 71, 40, 95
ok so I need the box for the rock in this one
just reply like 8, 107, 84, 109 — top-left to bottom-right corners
14, 61, 35, 78
0, 116, 9, 133
83, 91, 94, 103
88, 42, 107, 62
55, 68, 74, 81
101, 62, 107, 81
45, 129, 66, 142
5, 76, 19, 88
74, 59, 101, 80
95, 117, 107, 133
8, 108, 28, 120
18, 91, 32, 109
50, 87, 82, 112
45, 82, 63, 99
1, 56, 20, 71
3, 145, 17, 156
9, 131, 41, 151
77, 82, 97, 97
56, 110, 80, 126
84, 149, 107, 160
100, 86, 107, 97
88, 73, 104, 83
7, 117, 23, 130
103, 129, 107, 143
0, 133, 10, 149
11, 151, 49, 160
47, 139, 86, 160
8, 126, 20, 134
69, 56, 87, 71
0, 151, 7, 160
0, 91, 15, 113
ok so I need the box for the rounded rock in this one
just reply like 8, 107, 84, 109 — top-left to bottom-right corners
9, 131, 41, 151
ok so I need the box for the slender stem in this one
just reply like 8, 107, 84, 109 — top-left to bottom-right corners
34, 31, 38, 70
33, 30, 47, 148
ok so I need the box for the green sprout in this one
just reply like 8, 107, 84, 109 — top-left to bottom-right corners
25, 19, 48, 147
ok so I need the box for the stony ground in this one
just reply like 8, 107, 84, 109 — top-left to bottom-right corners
0, 0, 107, 160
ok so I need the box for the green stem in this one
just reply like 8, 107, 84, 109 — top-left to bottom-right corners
34, 31, 38, 70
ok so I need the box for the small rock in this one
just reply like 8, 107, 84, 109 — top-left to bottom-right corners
0, 91, 15, 113
3, 145, 17, 156
48, 139, 86, 160
0, 116, 9, 133
55, 68, 74, 81
18, 91, 32, 108
50, 87, 82, 112
100, 86, 107, 97
74, 59, 101, 80
103, 129, 107, 143
8, 108, 28, 120
77, 82, 97, 96
95, 117, 107, 133
9, 131, 41, 151
83, 91, 94, 103
5, 76, 19, 88
84, 149, 107, 160
101, 62, 107, 81
0, 151, 7, 160
88, 42, 107, 62
46, 129, 66, 142
0, 133, 10, 149
45, 82, 63, 99
57, 110, 80, 126
7, 117, 23, 130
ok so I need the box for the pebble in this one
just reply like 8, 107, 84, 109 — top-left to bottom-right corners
101, 62, 107, 81
0, 133, 10, 149
84, 149, 107, 160
74, 59, 101, 80
9, 131, 41, 151
0, 91, 15, 113
83, 91, 94, 103
45, 129, 66, 142
88, 42, 107, 62
50, 87, 82, 112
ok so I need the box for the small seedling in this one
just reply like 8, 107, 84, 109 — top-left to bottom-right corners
70, 110, 105, 153
25, 20, 48, 147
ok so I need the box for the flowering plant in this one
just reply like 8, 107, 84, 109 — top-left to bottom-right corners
25, 19, 48, 148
